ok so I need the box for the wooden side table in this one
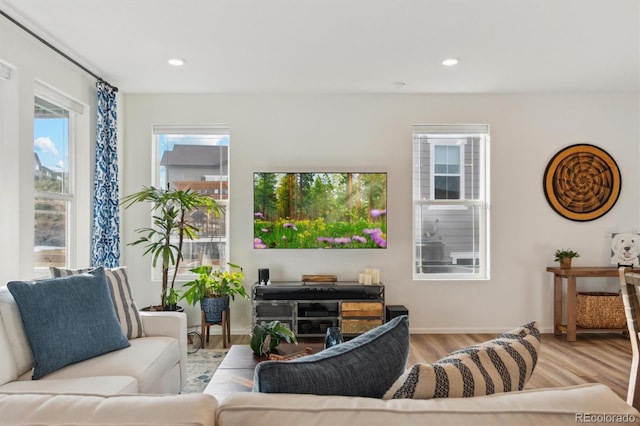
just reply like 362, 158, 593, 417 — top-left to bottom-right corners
202, 309, 230, 348
547, 266, 621, 341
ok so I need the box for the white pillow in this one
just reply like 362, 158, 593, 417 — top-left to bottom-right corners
384, 321, 540, 399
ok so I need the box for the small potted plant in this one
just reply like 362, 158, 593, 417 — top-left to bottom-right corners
181, 263, 248, 323
165, 288, 181, 311
554, 248, 580, 268
250, 320, 298, 356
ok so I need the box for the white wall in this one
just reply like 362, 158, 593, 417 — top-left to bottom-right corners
2, 4, 637, 337
122, 93, 639, 334
0, 16, 97, 285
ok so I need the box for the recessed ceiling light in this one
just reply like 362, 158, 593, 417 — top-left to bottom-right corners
168, 58, 185, 66
442, 58, 459, 66
393, 81, 406, 89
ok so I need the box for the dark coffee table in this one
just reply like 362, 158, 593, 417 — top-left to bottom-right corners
203, 343, 323, 400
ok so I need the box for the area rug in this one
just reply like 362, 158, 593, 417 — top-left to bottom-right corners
182, 348, 228, 393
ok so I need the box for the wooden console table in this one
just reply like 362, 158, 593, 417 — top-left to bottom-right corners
252, 282, 384, 338
547, 266, 621, 342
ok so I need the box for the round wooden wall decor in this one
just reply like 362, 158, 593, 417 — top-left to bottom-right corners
543, 144, 621, 222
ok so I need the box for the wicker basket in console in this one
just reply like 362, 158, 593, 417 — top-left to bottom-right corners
576, 292, 626, 329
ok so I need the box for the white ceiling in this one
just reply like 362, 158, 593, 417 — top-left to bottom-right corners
1, 0, 638, 94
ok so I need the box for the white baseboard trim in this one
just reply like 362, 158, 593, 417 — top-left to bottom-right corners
408, 325, 554, 334
190, 325, 555, 336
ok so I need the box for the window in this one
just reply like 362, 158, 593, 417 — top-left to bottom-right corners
153, 125, 230, 277
33, 96, 72, 272
413, 125, 490, 280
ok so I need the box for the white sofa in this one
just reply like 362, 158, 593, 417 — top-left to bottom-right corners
0, 287, 187, 395
0, 383, 638, 425
214, 385, 640, 425
0, 283, 637, 425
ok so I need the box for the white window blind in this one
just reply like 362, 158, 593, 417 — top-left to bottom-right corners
152, 124, 229, 136
0, 61, 12, 80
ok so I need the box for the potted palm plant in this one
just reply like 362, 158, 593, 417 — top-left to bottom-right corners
121, 186, 219, 310
181, 263, 248, 322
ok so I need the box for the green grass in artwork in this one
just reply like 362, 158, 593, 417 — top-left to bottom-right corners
254, 218, 387, 249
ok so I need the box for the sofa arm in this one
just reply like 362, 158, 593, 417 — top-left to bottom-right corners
0, 392, 217, 426
140, 311, 186, 339
140, 312, 187, 390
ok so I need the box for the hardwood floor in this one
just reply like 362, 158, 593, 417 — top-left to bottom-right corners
409, 332, 632, 400
206, 331, 632, 400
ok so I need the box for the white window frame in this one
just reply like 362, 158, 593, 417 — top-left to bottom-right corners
33, 83, 80, 276
413, 125, 490, 280
151, 124, 231, 281
0, 60, 19, 284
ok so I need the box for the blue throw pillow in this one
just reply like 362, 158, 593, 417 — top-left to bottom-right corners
253, 315, 409, 398
7, 267, 130, 379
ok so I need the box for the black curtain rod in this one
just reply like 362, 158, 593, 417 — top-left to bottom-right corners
0, 9, 118, 92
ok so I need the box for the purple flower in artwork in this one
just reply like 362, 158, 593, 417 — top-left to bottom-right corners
363, 228, 386, 248
373, 236, 386, 248
261, 228, 270, 233
370, 209, 387, 218
352, 235, 367, 244
254, 237, 266, 249
317, 237, 334, 244
283, 222, 298, 231
254, 212, 264, 219
333, 237, 352, 244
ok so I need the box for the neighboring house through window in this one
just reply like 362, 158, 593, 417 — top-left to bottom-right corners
432, 141, 464, 200
413, 125, 490, 280
153, 125, 230, 277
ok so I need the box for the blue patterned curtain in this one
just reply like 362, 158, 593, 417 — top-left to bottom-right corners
91, 81, 120, 267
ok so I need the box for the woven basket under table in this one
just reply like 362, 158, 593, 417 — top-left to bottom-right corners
576, 292, 626, 329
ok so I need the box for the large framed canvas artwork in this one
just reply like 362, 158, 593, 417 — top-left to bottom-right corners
253, 172, 387, 249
